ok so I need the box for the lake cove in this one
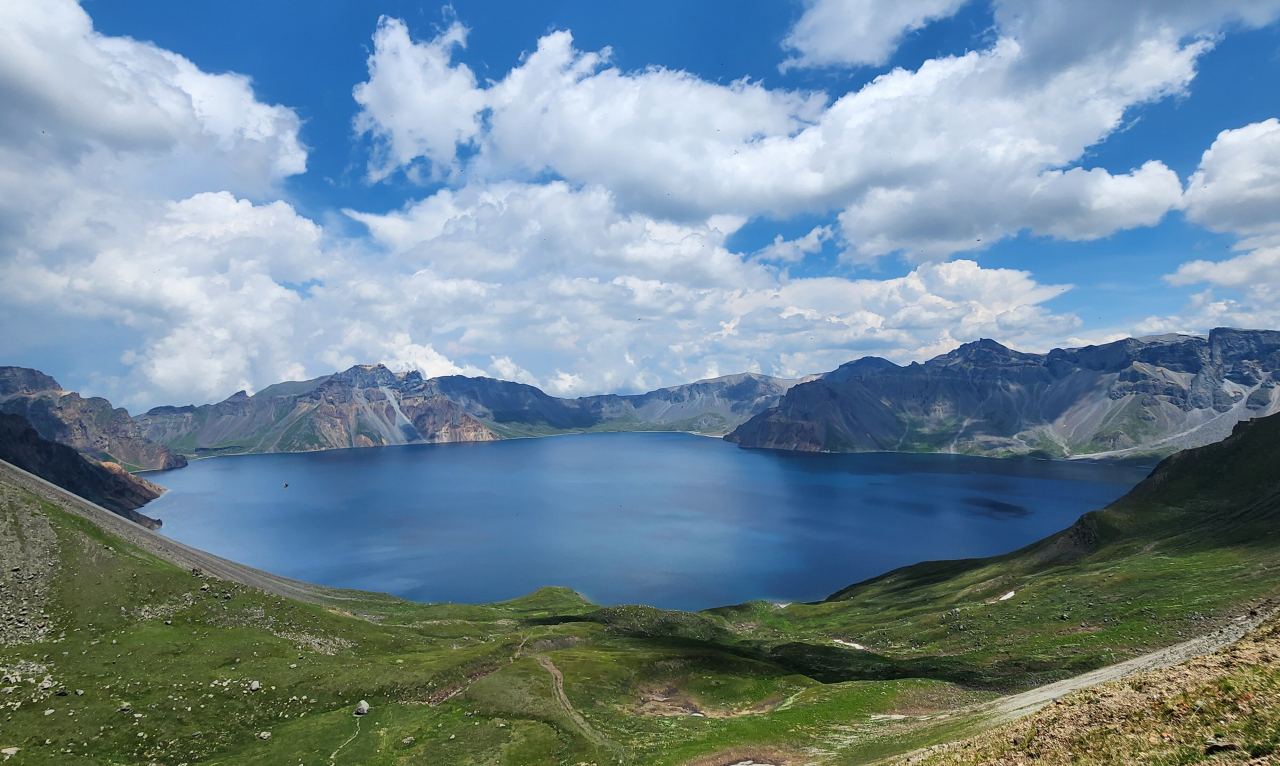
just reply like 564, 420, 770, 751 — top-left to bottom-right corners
146, 432, 1148, 611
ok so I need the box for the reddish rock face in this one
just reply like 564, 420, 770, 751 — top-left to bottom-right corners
0, 367, 186, 471
134, 365, 499, 456
0, 412, 162, 528
131, 363, 795, 458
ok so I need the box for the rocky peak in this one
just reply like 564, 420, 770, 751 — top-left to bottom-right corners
1054, 334, 1209, 375
0, 367, 62, 397
397, 369, 426, 388
925, 339, 1040, 372
824, 356, 901, 382
329, 364, 402, 390
1210, 328, 1280, 385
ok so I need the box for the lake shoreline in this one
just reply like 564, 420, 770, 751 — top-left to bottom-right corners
138, 427, 1162, 476
146, 432, 1148, 611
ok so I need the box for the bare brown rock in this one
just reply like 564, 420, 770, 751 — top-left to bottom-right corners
0, 367, 185, 471
0, 413, 162, 528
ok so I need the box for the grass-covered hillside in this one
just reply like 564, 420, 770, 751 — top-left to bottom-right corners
2, 412, 1279, 765
889, 612, 1280, 765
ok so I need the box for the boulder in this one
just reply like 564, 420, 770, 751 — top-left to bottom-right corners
355, 700, 370, 716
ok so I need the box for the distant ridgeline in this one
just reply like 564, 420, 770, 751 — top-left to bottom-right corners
727, 327, 1280, 460
130, 368, 800, 457
3, 327, 1278, 464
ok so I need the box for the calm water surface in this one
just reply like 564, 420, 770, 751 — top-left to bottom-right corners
147, 433, 1149, 611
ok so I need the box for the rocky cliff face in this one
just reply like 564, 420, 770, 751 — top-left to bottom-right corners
0, 367, 187, 471
728, 328, 1280, 459
135, 367, 798, 457
135, 365, 500, 456
582, 373, 802, 434
0, 412, 163, 528
427, 372, 797, 437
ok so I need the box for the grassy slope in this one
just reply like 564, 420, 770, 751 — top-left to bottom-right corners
2, 412, 1279, 764
0, 483, 985, 765
889, 613, 1280, 765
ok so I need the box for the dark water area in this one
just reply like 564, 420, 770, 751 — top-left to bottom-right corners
147, 432, 1149, 611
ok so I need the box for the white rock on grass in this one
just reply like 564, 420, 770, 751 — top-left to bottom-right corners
354, 700, 370, 716
258, 731, 271, 740
249, 681, 260, 691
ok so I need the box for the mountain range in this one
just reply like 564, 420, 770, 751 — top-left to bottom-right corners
3, 326, 1278, 469
133, 367, 799, 457
728, 327, 1280, 460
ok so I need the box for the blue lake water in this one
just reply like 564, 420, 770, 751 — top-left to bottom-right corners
146, 432, 1150, 611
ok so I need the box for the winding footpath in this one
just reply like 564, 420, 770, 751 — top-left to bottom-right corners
532, 654, 625, 759
981, 605, 1279, 725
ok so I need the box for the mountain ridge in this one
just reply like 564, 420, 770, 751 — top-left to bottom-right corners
3, 396, 1280, 763
133, 367, 801, 457
728, 327, 1280, 460
7, 325, 1280, 464
0, 367, 187, 471
0, 412, 163, 528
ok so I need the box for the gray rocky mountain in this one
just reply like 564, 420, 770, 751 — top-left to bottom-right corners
0, 367, 186, 471
727, 328, 1280, 459
0, 412, 163, 527
133, 366, 799, 457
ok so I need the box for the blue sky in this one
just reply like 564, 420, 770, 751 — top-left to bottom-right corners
3, 0, 1280, 409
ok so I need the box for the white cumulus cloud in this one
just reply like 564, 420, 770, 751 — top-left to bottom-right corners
1148, 119, 1280, 333
348, 2, 1257, 262
781, 0, 969, 70
6, 0, 1280, 412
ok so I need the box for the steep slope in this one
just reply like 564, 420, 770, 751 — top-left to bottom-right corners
723, 409, 1280, 695
136, 365, 498, 456
584, 372, 800, 434
432, 371, 797, 438
889, 614, 1280, 765
828, 407, 1280, 605
0, 412, 162, 528
0, 458, 990, 766
136, 366, 798, 456
728, 327, 1280, 459
0, 367, 186, 471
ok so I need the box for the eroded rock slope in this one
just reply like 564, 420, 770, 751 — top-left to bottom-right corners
729, 328, 1280, 458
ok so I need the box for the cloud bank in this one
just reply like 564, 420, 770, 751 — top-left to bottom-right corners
2, 0, 1279, 410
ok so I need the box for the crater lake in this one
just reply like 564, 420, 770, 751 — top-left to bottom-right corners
145, 432, 1149, 611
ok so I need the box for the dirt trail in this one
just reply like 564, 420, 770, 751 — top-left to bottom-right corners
328, 716, 361, 763
981, 606, 1279, 724
533, 654, 623, 758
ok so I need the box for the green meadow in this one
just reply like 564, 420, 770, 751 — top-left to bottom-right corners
3, 413, 1279, 765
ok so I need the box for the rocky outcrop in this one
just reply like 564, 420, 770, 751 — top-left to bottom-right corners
136, 366, 799, 457
0, 413, 162, 528
728, 328, 1280, 459
581, 373, 802, 434
0, 367, 186, 471
136, 365, 501, 456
